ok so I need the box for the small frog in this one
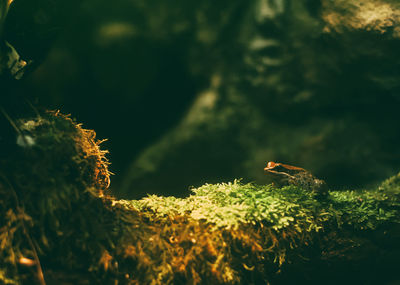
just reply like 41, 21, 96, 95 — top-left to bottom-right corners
264, 161, 327, 195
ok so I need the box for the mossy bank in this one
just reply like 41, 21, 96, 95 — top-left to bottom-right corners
0, 112, 399, 284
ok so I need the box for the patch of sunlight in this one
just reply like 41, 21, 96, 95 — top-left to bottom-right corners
323, 0, 400, 36
183, 74, 220, 126
96, 22, 137, 46
255, 0, 285, 22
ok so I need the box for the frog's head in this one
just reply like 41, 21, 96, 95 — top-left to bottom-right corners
264, 161, 306, 177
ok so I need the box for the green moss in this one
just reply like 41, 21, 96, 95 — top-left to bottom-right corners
378, 172, 400, 195
123, 179, 400, 232
124, 182, 321, 231
112, 178, 400, 283
1, 112, 400, 284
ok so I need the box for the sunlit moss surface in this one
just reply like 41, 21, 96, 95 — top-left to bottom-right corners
125, 181, 400, 231
0, 113, 399, 284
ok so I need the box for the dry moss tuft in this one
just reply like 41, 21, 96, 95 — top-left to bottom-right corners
0, 110, 112, 284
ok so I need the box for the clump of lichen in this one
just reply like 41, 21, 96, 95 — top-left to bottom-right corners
1, 112, 399, 284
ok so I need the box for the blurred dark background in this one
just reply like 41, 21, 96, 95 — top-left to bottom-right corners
1, 0, 400, 198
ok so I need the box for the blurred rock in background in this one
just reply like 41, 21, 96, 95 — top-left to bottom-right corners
3, 0, 400, 198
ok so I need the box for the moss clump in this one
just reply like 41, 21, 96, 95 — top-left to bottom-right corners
0, 111, 112, 284
114, 180, 400, 284
1, 112, 399, 284
378, 172, 400, 195
127, 182, 324, 231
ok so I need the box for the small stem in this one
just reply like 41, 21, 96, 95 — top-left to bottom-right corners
22, 222, 46, 285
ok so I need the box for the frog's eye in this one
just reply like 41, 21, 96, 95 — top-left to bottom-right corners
266, 161, 276, 168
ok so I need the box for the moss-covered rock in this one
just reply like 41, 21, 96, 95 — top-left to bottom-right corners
1, 112, 400, 284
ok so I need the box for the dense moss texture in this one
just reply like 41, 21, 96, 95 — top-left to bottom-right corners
0, 113, 399, 284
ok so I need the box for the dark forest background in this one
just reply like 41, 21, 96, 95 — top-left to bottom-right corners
2, 0, 400, 198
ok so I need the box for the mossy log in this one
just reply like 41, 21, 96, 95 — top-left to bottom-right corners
0, 112, 399, 284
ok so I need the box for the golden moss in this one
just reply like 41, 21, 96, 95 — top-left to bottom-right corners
0, 110, 112, 284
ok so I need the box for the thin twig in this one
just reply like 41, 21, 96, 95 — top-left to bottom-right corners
25, 99, 41, 118
0, 106, 21, 135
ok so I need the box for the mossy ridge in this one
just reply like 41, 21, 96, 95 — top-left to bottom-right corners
123, 179, 400, 232
110, 179, 400, 283
1, 112, 399, 284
